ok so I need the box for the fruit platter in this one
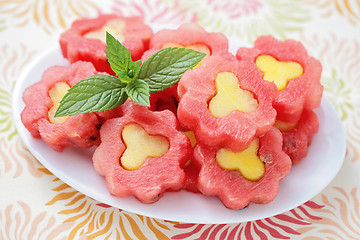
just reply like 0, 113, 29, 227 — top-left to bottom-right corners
12, 15, 346, 224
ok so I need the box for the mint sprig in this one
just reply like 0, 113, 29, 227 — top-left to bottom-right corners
55, 32, 206, 117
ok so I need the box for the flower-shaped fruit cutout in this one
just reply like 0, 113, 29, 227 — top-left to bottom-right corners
21, 62, 101, 152
60, 14, 153, 74
194, 127, 291, 209
143, 23, 234, 113
177, 56, 277, 152
236, 35, 323, 123
92, 101, 192, 204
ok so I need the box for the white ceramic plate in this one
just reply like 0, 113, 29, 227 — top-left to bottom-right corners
13, 43, 346, 224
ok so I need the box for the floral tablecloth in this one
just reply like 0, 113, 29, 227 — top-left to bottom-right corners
1, 0, 360, 239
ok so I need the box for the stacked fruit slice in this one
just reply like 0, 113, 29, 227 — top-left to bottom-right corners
60, 14, 153, 74
21, 61, 101, 152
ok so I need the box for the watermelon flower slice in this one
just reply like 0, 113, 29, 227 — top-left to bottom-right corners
92, 101, 192, 204
193, 127, 292, 209
20, 61, 101, 152
177, 55, 277, 152
60, 14, 153, 74
236, 35, 323, 122
142, 22, 234, 114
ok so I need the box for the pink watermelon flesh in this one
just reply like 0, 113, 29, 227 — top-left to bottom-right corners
183, 157, 201, 194
148, 83, 179, 116
94, 106, 124, 124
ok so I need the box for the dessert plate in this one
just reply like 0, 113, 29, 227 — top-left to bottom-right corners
13, 43, 346, 224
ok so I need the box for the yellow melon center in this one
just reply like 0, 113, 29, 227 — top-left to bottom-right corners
48, 82, 70, 124
255, 55, 303, 91
163, 42, 211, 56
162, 43, 210, 68
208, 72, 258, 118
182, 130, 197, 167
83, 19, 126, 43
216, 139, 265, 181
182, 130, 197, 147
120, 123, 169, 170
274, 119, 297, 132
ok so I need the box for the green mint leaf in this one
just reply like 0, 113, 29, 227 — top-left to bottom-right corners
106, 31, 132, 74
55, 74, 128, 117
138, 47, 206, 94
125, 79, 150, 107
117, 70, 133, 83
116, 60, 142, 83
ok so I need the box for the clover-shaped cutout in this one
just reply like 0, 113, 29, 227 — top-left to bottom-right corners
209, 72, 258, 118
256, 55, 303, 91
121, 123, 169, 170
48, 82, 70, 124
216, 139, 265, 181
